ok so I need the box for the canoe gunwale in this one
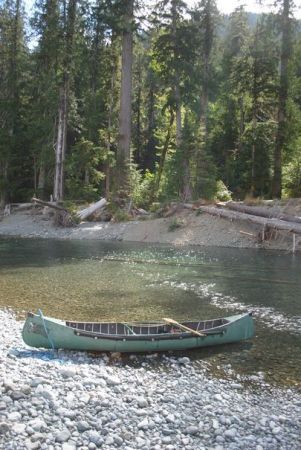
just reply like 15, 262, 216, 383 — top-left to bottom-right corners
72, 328, 226, 341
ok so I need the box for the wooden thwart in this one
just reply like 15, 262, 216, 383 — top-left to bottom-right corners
163, 318, 206, 337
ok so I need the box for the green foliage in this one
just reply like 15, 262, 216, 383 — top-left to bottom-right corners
112, 208, 131, 222
129, 166, 155, 207
65, 138, 104, 201
149, 202, 161, 213
168, 217, 185, 232
215, 180, 232, 201
1, 0, 301, 206
283, 138, 301, 197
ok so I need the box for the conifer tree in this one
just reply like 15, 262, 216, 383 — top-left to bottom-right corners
272, 0, 295, 198
0, 0, 27, 205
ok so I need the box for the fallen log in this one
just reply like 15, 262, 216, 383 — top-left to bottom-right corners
32, 197, 75, 227
32, 197, 66, 211
199, 206, 301, 235
11, 203, 33, 211
32, 197, 107, 223
77, 198, 107, 220
226, 202, 301, 224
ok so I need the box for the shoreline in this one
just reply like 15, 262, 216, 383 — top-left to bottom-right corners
0, 209, 297, 252
1, 309, 301, 450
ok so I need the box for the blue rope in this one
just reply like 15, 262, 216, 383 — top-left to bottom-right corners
38, 309, 55, 351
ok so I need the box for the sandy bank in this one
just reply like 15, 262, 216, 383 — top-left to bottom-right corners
0, 207, 298, 252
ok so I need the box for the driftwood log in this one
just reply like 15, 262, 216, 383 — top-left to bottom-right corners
225, 202, 301, 224
32, 197, 107, 223
77, 198, 107, 220
199, 205, 301, 235
32, 197, 66, 211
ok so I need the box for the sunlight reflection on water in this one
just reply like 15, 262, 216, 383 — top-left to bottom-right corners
0, 237, 300, 387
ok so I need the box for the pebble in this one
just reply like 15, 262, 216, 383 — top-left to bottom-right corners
59, 368, 77, 378
138, 418, 149, 429
0, 422, 10, 434
185, 425, 199, 435
137, 397, 148, 408
62, 444, 76, 450
224, 428, 237, 439
7, 411, 22, 421
0, 309, 300, 450
11, 422, 26, 434
55, 429, 71, 443
76, 420, 91, 432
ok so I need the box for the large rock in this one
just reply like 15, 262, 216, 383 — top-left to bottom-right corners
7, 412, 22, 422
28, 418, 47, 432
55, 429, 71, 443
11, 423, 26, 434
76, 421, 91, 432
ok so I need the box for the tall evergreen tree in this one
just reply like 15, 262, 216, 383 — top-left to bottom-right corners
29, 0, 61, 197
0, 0, 27, 205
272, 0, 295, 198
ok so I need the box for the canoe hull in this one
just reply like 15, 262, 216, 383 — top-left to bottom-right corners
22, 313, 254, 353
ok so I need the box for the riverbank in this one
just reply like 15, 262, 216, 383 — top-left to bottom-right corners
1, 309, 300, 450
0, 207, 298, 251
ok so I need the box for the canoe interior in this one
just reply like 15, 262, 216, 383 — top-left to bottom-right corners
65, 318, 229, 336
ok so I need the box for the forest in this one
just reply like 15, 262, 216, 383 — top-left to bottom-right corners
0, 0, 301, 211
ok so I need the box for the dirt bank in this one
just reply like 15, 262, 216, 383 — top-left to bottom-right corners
0, 205, 299, 252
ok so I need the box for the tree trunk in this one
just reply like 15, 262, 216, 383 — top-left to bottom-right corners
117, 0, 134, 192
272, 0, 291, 198
53, 85, 67, 201
0, 160, 8, 208
105, 37, 118, 198
53, 0, 77, 202
38, 160, 46, 193
150, 110, 175, 203
133, 53, 142, 166
144, 71, 156, 172
171, 0, 182, 148
175, 84, 182, 148
250, 26, 260, 196
200, 43, 209, 136
237, 96, 245, 156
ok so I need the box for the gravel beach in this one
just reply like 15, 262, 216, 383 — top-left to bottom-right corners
0, 208, 297, 251
1, 309, 300, 450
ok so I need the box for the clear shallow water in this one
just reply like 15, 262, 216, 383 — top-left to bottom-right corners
0, 237, 300, 387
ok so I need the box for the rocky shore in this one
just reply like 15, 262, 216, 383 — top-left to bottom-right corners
1, 309, 300, 450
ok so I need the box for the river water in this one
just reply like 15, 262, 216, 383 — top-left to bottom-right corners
0, 237, 300, 388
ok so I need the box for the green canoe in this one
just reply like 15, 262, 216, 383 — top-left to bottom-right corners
22, 311, 254, 353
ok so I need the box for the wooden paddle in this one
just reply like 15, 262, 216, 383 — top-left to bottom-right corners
162, 318, 206, 337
